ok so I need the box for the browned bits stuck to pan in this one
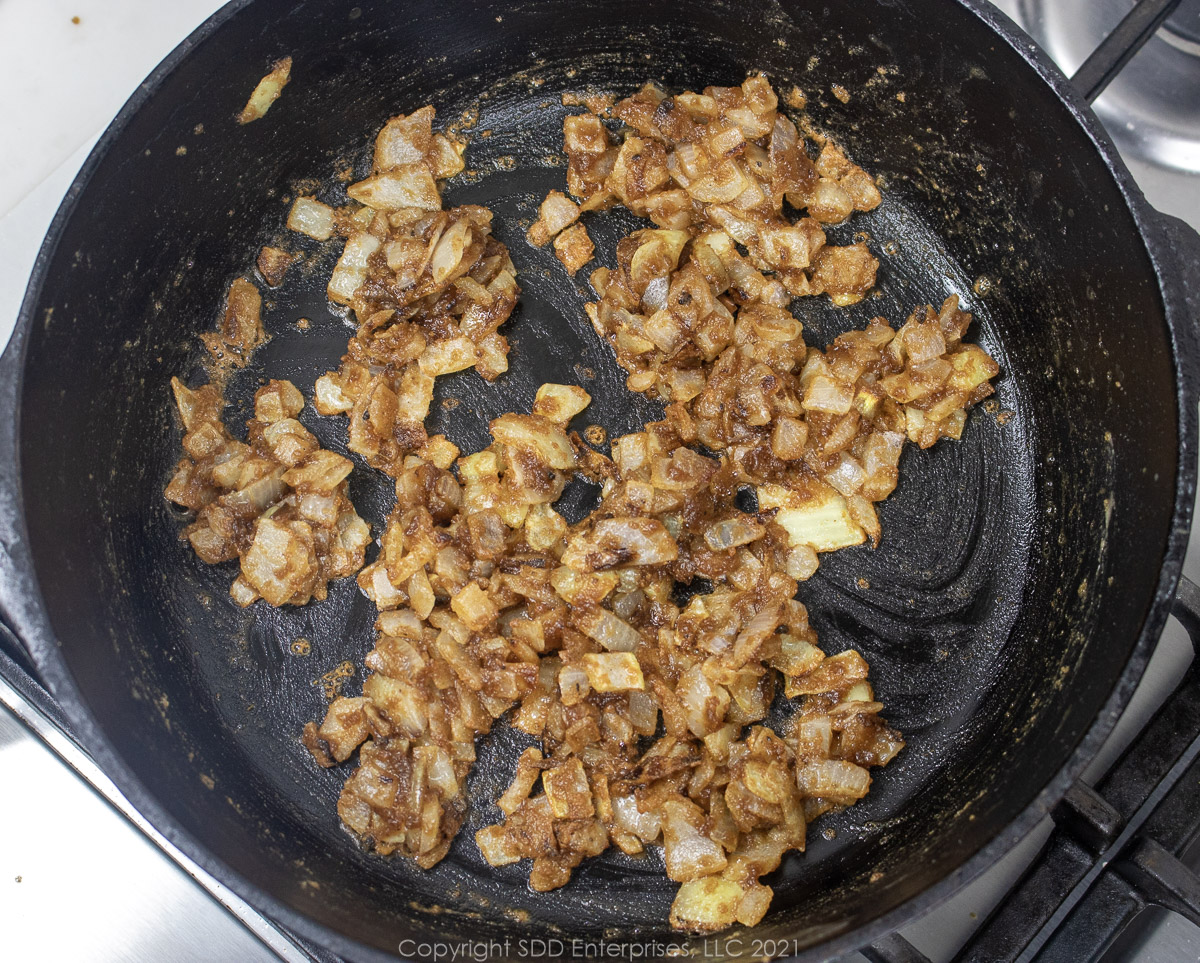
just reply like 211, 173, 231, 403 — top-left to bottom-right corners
313, 661, 356, 701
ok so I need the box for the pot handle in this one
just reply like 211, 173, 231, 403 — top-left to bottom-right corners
0, 320, 52, 695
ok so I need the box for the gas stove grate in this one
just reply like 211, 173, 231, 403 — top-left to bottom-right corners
864, 576, 1200, 963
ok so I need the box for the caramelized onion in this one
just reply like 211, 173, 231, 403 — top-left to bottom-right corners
168, 77, 1000, 937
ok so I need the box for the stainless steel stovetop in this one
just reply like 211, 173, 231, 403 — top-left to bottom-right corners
0, 2, 1198, 961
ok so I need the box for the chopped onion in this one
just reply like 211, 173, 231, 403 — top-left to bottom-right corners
661, 799, 728, 881
327, 233, 381, 304
575, 607, 643, 653
558, 663, 592, 705
795, 759, 871, 804
613, 795, 662, 841
582, 652, 645, 692
237, 57, 291, 125
270, 77, 987, 930
704, 516, 765, 551
287, 196, 336, 241
347, 164, 441, 212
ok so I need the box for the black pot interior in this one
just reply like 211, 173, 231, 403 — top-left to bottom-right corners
16, 0, 1181, 958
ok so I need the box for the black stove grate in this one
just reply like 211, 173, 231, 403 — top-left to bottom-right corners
865, 578, 1200, 963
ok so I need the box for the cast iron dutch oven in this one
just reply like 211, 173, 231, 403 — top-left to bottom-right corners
2, 0, 1200, 959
